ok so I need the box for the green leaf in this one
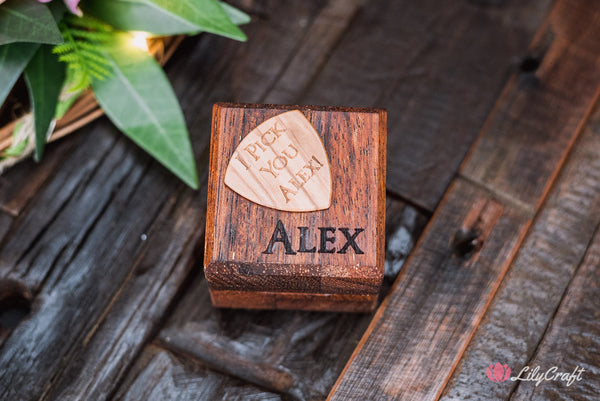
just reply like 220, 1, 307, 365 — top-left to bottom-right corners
48, 1, 68, 23
0, 42, 40, 107
24, 45, 66, 161
92, 34, 198, 189
220, 2, 250, 25
1, 121, 28, 158
83, 0, 247, 40
54, 88, 82, 120
0, 0, 63, 45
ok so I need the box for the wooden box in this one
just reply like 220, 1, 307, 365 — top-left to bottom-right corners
204, 103, 386, 312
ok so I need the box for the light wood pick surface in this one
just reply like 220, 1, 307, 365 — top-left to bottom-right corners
224, 110, 332, 212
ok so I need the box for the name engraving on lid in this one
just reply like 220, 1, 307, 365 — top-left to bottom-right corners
263, 220, 365, 255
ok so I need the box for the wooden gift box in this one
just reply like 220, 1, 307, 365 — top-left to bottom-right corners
204, 103, 386, 312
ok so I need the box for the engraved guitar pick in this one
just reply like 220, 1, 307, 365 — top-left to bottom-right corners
224, 110, 332, 212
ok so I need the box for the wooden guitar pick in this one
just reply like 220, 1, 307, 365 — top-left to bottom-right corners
224, 110, 332, 212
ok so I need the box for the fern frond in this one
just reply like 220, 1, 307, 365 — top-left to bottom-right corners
53, 14, 115, 92
58, 53, 79, 63
87, 69, 108, 81
85, 63, 111, 79
76, 41, 111, 57
79, 49, 111, 66
53, 42, 77, 54
67, 66, 91, 92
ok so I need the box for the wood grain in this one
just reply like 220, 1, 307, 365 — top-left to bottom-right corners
301, 0, 554, 211
161, 278, 372, 400
223, 110, 332, 212
159, 198, 426, 401
328, 0, 600, 398
0, 135, 78, 216
441, 104, 600, 400
330, 179, 529, 400
461, 9, 600, 209
42, 184, 207, 400
0, 121, 185, 400
206, 103, 386, 311
114, 345, 282, 401
510, 225, 600, 400
263, 0, 362, 105
0, 212, 12, 243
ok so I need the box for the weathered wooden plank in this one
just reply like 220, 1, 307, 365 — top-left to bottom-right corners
328, 1, 600, 399
263, 0, 362, 105
0, 136, 77, 217
0, 2, 345, 400
0, 124, 124, 288
42, 182, 207, 400
301, 0, 553, 210
161, 277, 367, 401
509, 226, 600, 400
0, 212, 12, 243
158, 198, 426, 401
167, 1, 324, 107
331, 179, 529, 400
0, 276, 31, 347
440, 103, 600, 400
461, 5, 600, 209
114, 345, 282, 401
0, 124, 176, 401
0, 128, 148, 288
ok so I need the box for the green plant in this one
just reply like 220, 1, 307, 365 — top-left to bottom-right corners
0, 0, 250, 188
53, 15, 113, 92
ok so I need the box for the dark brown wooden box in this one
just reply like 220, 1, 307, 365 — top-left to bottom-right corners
204, 103, 386, 312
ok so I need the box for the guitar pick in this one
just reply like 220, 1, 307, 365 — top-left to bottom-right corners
224, 110, 332, 212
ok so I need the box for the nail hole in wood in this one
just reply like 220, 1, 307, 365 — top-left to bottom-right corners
519, 57, 540, 73
0, 280, 31, 330
452, 228, 482, 258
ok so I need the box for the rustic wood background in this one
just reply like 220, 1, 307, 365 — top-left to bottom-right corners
0, 0, 599, 400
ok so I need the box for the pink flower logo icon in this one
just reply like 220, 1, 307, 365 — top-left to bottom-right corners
486, 363, 511, 383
